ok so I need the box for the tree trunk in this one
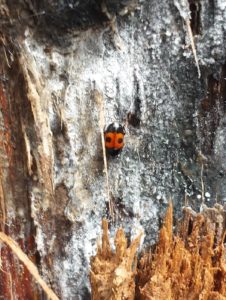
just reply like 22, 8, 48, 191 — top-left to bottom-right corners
0, 0, 226, 299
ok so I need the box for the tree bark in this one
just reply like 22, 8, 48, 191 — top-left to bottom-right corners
0, 0, 226, 299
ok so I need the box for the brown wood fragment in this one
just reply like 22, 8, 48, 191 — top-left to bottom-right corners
91, 205, 225, 300
137, 204, 226, 300
90, 218, 142, 300
0, 232, 60, 300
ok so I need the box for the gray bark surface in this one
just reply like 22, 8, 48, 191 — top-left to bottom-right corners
0, 0, 226, 299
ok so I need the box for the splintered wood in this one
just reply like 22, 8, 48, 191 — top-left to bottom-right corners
0, 232, 60, 300
90, 219, 142, 300
138, 203, 226, 300
91, 204, 226, 300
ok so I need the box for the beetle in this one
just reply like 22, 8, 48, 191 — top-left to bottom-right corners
104, 122, 125, 156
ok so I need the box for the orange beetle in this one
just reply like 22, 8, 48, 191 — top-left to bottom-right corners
104, 122, 125, 156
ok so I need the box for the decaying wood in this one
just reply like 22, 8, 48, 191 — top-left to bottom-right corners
90, 219, 142, 300
1, 1, 226, 298
0, 232, 60, 300
138, 203, 226, 300
91, 203, 226, 300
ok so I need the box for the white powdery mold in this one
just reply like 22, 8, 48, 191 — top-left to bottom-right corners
36, 226, 47, 256
173, 0, 190, 20
205, 192, 211, 198
130, 220, 145, 249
